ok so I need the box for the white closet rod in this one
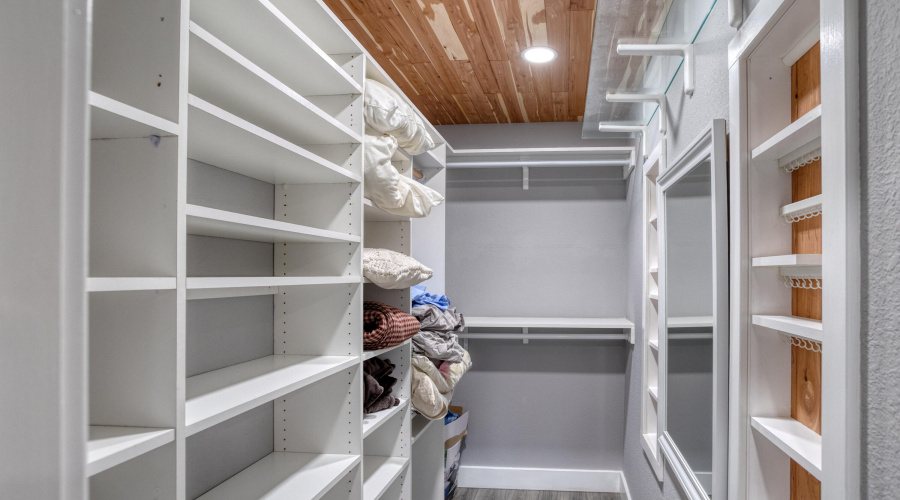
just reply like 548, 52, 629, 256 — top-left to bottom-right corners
458, 333, 631, 341
446, 160, 628, 168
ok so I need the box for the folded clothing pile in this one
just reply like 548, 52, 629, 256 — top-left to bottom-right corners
363, 79, 443, 218
363, 301, 420, 351
410, 288, 472, 420
364, 357, 400, 414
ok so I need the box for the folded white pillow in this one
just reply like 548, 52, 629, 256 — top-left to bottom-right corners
364, 248, 433, 289
364, 79, 436, 155
364, 127, 444, 218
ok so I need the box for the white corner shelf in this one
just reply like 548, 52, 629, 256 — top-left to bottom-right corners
189, 0, 360, 97
363, 456, 410, 500
364, 198, 410, 223
186, 276, 361, 300
185, 354, 359, 436
187, 95, 359, 186
411, 414, 436, 445
86, 277, 176, 293
196, 452, 360, 500
465, 317, 633, 330
188, 23, 360, 147
649, 339, 659, 351
751, 105, 822, 162
750, 417, 822, 480
89, 91, 179, 140
780, 194, 823, 223
668, 316, 714, 328
363, 399, 409, 439
187, 204, 359, 245
752, 315, 823, 343
363, 340, 410, 361
751, 254, 822, 268
649, 386, 659, 402
87, 426, 174, 477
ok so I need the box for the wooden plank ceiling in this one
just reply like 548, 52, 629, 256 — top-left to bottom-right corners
322, 0, 598, 125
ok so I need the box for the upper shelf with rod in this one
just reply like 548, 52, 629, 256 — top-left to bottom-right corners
446, 146, 637, 183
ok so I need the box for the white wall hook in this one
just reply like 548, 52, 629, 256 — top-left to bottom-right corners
598, 123, 649, 159
616, 44, 695, 96
606, 93, 667, 134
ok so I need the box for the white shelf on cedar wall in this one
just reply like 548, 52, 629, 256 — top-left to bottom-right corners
752, 105, 822, 162
363, 456, 410, 500
780, 194, 823, 223
187, 23, 360, 147
185, 354, 358, 436
87, 426, 175, 476
187, 95, 359, 186
362, 399, 409, 439
750, 417, 822, 480
89, 91, 179, 140
196, 452, 360, 500
186, 204, 359, 244
752, 315, 823, 343
751, 254, 822, 269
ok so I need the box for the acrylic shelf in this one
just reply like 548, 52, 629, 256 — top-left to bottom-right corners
186, 204, 359, 245
195, 452, 360, 500
87, 426, 174, 476
750, 417, 822, 480
363, 399, 409, 439
185, 354, 358, 436
363, 456, 410, 500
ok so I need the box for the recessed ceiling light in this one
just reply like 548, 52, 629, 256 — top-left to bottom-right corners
522, 46, 557, 63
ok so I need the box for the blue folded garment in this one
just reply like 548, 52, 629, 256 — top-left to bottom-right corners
445, 409, 460, 425
411, 284, 450, 311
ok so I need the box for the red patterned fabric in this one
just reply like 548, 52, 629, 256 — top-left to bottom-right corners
363, 301, 421, 350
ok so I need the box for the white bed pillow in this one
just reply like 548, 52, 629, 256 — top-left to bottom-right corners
364, 128, 444, 218
364, 79, 436, 155
364, 248, 433, 289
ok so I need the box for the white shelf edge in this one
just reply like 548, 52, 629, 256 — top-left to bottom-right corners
458, 332, 630, 341
649, 292, 659, 301
649, 386, 659, 402
89, 91, 180, 137
186, 204, 359, 244
751, 105, 822, 162
752, 315, 823, 343
362, 340, 410, 361
86, 277, 176, 292
750, 417, 822, 480
668, 316, 714, 328
363, 456, 411, 500
185, 354, 359, 436
779, 194, 823, 222
411, 414, 436, 445
196, 452, 361, 500
751, 254, 823, 267
186, 276, 361, 301
649, 339, 659, 350
87, 426, 174, 477
464, 316, 634, 330
362, 399, 409, 439
649, 266, 659, 275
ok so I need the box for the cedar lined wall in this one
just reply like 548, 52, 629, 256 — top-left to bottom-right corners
790, 42, 822, 500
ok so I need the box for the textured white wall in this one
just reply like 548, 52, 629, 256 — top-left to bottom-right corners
860, 0, 900, 496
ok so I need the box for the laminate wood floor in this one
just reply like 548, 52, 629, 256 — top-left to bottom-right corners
453, 489, 623, 500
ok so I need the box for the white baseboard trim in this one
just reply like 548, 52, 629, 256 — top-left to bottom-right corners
620, 471, 632, 500
458, 466, 624, 493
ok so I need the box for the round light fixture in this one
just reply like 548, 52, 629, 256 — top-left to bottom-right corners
521, 46, 557, 63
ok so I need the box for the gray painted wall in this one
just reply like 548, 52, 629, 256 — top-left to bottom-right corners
860, 0, 900, 496
623, 1, 733, 499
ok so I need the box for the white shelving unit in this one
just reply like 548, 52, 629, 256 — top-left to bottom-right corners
82, 1, 448, 499
641, 140, 665, 480
460, 316, 635, 343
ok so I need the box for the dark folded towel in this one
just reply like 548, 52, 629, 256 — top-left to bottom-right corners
363, 301, 421, 350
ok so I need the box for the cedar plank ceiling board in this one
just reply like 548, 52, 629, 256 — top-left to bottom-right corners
322, 0, 601, 124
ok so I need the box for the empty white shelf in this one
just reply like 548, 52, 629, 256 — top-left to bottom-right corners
411, 414, 436, 445
750, 417, 822, 480
465, 317, 634, 330
668, 332, 714, 340
190, 0, 360, 97
87, 426, 174, 477
363, 399, 409, 439
780, 194, 823, 223
188, 24, 359, 147
458, 332, 631, 341
363, 340, 410, 361
752, 315, 823, 343
752, 105, 822, 162
752, 254, 822, 268
185, 354, 358, 435
668, 316, 714, 328
86, 277, 176, 292
364, 198, 410, 222
649, 339, 659, 350
648, 386, 659, 402
649, 266, 659, 276
89, 91, 179, 140
363, 456, 410, 500
187, 95, 359, 185
649, 292, 659, 301
187, 205, 359, 244
196, 452, 360, 500
186, 276, 361, 300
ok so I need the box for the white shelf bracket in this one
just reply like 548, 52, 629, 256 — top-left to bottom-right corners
522, 166, 529, 190
606, 93, 668, 134
598, 123, 649, 159
617, 44, 695, 96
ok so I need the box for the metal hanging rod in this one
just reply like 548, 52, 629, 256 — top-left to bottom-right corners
606, 93, 667, 134
446, 159, 629, 169
617, 44, 694, 96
